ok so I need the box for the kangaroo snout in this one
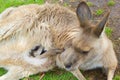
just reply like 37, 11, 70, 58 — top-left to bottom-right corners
65, 63, 72, 69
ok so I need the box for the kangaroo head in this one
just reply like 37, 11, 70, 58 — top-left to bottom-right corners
57, 1, 110, 71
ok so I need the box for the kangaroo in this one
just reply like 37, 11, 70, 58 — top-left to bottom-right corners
0, 1, 117, 80
0, 2, 79, 80
55, 2, 118, 80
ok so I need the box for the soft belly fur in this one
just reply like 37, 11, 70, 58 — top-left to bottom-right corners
0, 29, 55, 80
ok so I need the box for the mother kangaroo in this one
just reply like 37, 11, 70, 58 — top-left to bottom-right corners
0, 1, 117, 80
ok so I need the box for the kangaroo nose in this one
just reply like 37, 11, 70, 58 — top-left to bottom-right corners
65, 63, 72, 69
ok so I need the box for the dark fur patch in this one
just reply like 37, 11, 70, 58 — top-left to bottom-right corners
40, 47, 47, 55
31, 46, 40, 52
29, 51, 35, 57
29, 45, 40, 57
29, 45, 47, 57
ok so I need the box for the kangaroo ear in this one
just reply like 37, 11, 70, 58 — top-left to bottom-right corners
94, 12, 110, 37
76, 1, 92, 27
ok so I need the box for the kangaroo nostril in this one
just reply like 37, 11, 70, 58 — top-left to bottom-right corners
65, 64, 72, 69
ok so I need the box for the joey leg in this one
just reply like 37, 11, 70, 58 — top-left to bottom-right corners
36, 49, 63, 58
0, 66, 24, 80
70, 69, 86, 80
107, 68, 116, 80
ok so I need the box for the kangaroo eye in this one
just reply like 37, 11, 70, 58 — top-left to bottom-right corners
81, 51, 89, 54
74, 47, 91, 54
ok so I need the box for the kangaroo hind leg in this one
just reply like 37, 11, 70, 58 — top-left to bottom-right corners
0, 66, 25, 80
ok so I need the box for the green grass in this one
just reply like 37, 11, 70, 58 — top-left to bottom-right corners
41, 70, 78, 80
87, 2, 94, 7
105, 27, 113, 37
107, 0, 115, 6
95, 9, 104, 16
0, 68, 78, 80
0, 0, 45, 13
63, 3, 69, 7
0, 68, 7, 76
114, 75, 120, 80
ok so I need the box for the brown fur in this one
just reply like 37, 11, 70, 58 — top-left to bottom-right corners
55, 1, 117, 80
0, 1, 117, 80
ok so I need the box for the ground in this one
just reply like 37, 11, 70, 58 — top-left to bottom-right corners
0, 0, 120, 80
